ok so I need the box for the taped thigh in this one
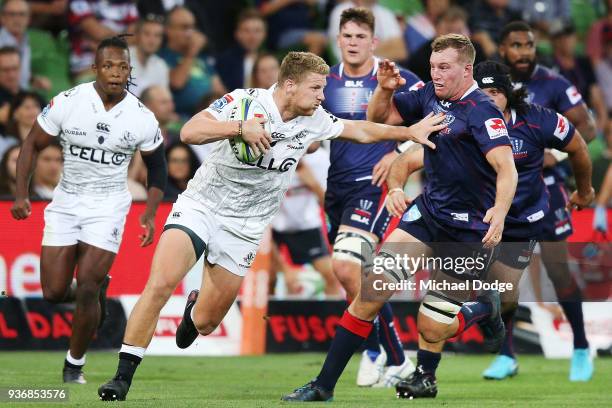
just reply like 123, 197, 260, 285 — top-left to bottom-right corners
419, 291, 463, 324
332, 231, 376, 264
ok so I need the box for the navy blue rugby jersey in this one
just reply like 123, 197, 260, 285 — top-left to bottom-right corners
504, 104, 575, 236
393, 82, 511, 230
513, 64, 584, 185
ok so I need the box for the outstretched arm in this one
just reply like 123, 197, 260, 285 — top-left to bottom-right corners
338, 113, 445, 148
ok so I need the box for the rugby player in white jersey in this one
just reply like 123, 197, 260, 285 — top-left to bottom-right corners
11, 36, 167, 384
97, 51, 446, 401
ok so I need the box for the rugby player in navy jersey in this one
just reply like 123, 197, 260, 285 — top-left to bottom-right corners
488, 21, 597, 381
385, 61, 595, 398
282, 34, 518, 402
323, 7, 424, 387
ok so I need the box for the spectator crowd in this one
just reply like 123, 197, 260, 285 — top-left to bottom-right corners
0, 0, 611, 210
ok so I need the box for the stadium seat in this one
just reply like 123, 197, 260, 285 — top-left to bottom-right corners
29, 29, 72, 100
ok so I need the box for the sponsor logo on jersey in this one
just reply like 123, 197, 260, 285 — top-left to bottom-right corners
359, 199, 373, 211
41, 99, 53, 117
510, 137, 527, 158
68, 144, 127, 166
553, 113, 570, 140
484, 118, 508, 139
211, 94, 233, 112
64, 128, 86, 137
242, 156, 297, 172
565, 85, 582, 105
344, 80, 363, 88
481, 77, 494, 84
271, 132, 286, 140
287, 130, 307, 150
439, 100, 452, 108
239, 251, 256, 268
121, 130, 137, 145
450, 212, 469, 222
402, 205, 421, 222
111, 227, 120, 242
246, 88, 259, 97
96, 122, 111, 133
171, 211, 182, 218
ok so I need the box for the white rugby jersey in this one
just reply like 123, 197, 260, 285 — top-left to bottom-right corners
37, 82, 162, 193
182, 87, 344, 240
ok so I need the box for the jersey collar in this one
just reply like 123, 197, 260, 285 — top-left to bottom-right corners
339, 57, 379, 78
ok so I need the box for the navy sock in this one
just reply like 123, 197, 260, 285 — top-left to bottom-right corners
416, 349, 441, 377
499, 310, 516, 358
314, 311, 373, 392
115, 352, 142, 386
559, 300, 589, 349
456, 300, 493, 334
378, 303, 405, 366
363, 319, 380, 360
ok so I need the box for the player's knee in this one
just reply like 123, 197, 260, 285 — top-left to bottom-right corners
42, 286, 67, 304
332, 259, 359, 296
193, 316, 219, 336
147, 278, 177, 302
75, 281, 100, 304
418, 325, 446, 343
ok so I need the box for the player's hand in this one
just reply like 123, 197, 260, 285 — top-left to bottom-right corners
372, 151, 398, 187
567, 188, 595, 211
11, 197, 31, 220
406, 112, 446, 149
139, 212, 155, 247
386, 189, 410, 218
377, 59, 407, 91
482, 205, 506, 248
242, 117, 272, 157
593, 205, 608, 232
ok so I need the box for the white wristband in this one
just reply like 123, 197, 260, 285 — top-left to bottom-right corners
388, 187, 404, 196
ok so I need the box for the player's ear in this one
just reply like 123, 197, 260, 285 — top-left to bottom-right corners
371, 35, 379, 52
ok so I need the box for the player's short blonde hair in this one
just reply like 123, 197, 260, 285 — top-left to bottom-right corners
431, 34, 475, 65
278, 52, 329, 85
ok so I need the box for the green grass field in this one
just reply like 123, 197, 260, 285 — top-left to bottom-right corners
0, 352, 610, 407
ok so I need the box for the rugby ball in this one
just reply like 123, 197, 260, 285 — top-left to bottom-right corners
229, 97, 271, 163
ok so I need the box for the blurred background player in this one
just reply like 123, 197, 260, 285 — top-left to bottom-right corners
10, 36, 166, 384
323, 7, 423, 387
270, 145, 341, 297
385, 60, 594, 398
490, 20, 597, 382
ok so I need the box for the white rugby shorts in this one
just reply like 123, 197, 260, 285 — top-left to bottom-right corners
163, 194, 261, 277
42, 188, 132, 253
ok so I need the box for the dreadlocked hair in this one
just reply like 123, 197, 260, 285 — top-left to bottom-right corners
96, 34, 136, 91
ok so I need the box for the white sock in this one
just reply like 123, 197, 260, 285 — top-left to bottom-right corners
119, 343, 146, 359
66, 350, 86, 366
